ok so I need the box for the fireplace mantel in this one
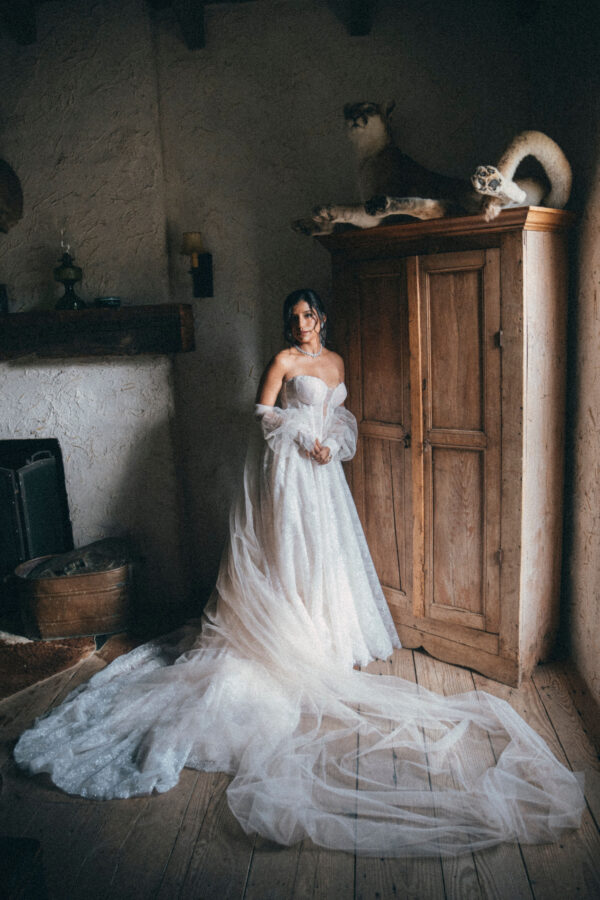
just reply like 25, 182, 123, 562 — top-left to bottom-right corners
0, 304, 195, 360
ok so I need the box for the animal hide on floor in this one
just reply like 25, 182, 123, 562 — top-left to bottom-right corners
0, 629, 151, 701
0, 634, 96, 700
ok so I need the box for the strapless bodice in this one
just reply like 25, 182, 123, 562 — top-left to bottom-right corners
282, 374, 347, 409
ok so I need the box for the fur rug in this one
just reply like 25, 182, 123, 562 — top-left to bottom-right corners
0, 616, 174, 701
0, 632, 96, 700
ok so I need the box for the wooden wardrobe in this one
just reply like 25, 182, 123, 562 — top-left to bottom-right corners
319, 207, 573, 686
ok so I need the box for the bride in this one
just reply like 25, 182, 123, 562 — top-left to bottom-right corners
14, 289, 584, 857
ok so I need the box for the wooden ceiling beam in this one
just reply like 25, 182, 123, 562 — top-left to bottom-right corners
330, 0, 376, 36
172, 0, 206, 49
1, 1, 373, 51
0, 0, 37, 45
146, 0, 255, 50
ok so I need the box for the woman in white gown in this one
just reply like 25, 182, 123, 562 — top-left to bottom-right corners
14, 289, 584, 857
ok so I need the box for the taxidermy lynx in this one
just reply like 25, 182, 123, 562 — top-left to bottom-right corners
292, 102, 572, 235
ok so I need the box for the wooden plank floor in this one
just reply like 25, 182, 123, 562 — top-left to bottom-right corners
1, 648, 599, 900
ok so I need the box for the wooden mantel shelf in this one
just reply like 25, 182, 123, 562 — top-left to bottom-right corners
0, 304, 195, 361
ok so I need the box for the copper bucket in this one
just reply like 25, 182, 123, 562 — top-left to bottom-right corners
15, 555, 133, 639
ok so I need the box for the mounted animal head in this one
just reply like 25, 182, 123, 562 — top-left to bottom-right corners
0, 159, 23, 233
343, 101, 396, 156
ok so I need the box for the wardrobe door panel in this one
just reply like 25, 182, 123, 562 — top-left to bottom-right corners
338, 261, 413, 604
362, 437, 405, 592
419, 250, 501, 634
359, 275, 406, 424
431, 447, 485, 626
429, 268, 484, 432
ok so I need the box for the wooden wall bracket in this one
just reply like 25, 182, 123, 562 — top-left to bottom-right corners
146, 0, 256, 50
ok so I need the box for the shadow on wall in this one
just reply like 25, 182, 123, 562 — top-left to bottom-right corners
110, 414, 190, 627
171, 327, 255, 613
169, 252, 332, 612
560, 124, 600, 668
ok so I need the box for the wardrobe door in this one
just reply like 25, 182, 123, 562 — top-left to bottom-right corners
338, 259, 414, 609
417, 249, 501, 635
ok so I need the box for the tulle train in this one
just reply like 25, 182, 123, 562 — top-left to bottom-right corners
14, 380, 585, 856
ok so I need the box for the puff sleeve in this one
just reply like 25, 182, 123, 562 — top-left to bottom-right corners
254, 404, 315, 457
323, 406, 358, 462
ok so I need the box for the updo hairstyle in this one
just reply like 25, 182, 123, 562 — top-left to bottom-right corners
282, 289, 328, 347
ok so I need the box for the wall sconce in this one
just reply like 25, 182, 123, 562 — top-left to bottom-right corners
181, 232, 213, 298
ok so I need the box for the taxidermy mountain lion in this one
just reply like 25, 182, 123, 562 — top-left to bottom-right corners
292, 102, 572, 235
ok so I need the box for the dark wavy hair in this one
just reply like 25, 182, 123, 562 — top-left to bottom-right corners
283, 289, 329, 347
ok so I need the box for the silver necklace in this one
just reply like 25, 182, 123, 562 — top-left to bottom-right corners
294, 343, 323, 358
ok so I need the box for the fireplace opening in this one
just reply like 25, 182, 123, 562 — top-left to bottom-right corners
0, 439, 73, 613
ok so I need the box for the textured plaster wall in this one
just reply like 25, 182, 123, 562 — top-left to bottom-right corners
568, 163, 600, 707
0, 358, 184, 610
1, 0, 541, 620
0, 0, 186, 613
155, 0, 532, 599
529, 4, 600, 706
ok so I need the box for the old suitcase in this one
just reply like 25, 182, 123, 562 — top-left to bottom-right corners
0, 439, 73, 616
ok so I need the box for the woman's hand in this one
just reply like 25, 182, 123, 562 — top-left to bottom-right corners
311, 439, 331, 465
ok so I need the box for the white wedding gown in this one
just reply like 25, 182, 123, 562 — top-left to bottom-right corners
14, 374, 584, 857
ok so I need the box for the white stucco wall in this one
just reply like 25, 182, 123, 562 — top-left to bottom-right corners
0, 0, 186, 614
1, 0, 535, 617
0, 358, 184, 610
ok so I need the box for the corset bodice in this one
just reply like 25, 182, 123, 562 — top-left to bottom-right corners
281, 375, 347, 410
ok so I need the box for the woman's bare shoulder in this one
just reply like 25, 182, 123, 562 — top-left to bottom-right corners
326, 349, 345, 378
256, 350, 293, 403
269, 349, 294, 376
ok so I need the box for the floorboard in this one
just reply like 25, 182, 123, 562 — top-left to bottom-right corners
414, 654, 485, 900
245, 821, 356, 900
355, 651, 446, 900
290, 839, 356, 900
68, 774, 202, 900
0, 656, 109, 855
158, 770, 255, 900
416, 657, 533, 900
154, 770, 222, 898
0, 835, 48, 899
473, 672, 600, 900
562, 662, 600, 754
531, 662, 600, 829
0, 655, 106, 770
0, 649, 599, 899
245, 673, 357, 899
